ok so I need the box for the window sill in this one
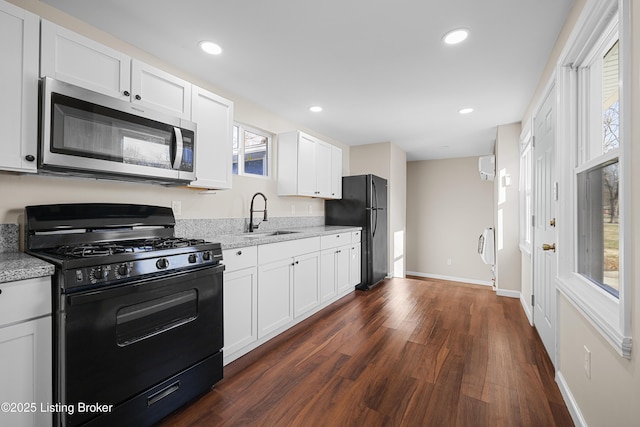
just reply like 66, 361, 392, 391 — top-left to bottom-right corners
556, 273, 631, 358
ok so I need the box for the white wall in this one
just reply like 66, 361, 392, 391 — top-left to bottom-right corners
406, 157, 494, 284
494, 123, 522, 294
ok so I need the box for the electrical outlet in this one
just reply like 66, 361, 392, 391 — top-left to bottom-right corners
171, 200, 182, 216
447, 258, 452, 266
583, 345, 591, 379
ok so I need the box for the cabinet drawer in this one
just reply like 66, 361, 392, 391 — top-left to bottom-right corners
258, 237, 320, 265
352, 231, 361, 243
223, 246, 257, 273
0, 277, 51, 327
320, 233, 351, 250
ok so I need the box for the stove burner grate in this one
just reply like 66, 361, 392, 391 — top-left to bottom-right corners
54, 238, 208, 258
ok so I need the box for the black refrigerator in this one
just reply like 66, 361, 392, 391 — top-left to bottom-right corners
325, 174, 388, 290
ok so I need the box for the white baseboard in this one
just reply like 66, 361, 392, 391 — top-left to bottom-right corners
520, 294, 534, 325
406, 271, 493, 287
495, 288, 521, 299
556, 371, 587, 427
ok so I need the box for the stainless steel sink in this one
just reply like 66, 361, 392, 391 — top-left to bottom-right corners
241, 230, 300, 238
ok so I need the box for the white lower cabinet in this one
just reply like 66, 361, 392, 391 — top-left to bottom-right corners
224, 233, 358, 365
293, 252, 320, 318
320, 232, 358, 300
222, 247, 258, 364
349, 244, 362, 287
257, 257, 294, 338
0, 277, 52, 427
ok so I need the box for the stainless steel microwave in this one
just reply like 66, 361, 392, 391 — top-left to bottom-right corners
40, 77, 196, 185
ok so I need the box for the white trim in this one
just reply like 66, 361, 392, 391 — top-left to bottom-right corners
406, 271, 493, 287
520, 294, 534, 325
496, 289, 520, 299
556, 371, 587, 427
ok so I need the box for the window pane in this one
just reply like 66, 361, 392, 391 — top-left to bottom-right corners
577, 160, 619, 297
243, 129, 268, 176
602, 41, 619, 153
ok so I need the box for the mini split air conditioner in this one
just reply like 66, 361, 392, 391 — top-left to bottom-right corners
479, 155, 495, 181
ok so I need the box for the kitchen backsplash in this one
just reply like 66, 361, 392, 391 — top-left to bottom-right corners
0, 224, 19, 253
176, 216, 324, 239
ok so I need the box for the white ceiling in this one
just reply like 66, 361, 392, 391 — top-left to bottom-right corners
41, 0, 574, 161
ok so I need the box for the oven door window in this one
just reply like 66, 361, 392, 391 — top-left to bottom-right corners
116, 289, 198, 346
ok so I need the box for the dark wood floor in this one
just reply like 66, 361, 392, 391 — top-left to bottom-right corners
160, 277, 573, 427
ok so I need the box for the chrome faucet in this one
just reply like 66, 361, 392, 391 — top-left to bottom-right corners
249, 192, 268, 232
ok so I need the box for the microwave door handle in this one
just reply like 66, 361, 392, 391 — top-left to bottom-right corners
172, 127, 184, 170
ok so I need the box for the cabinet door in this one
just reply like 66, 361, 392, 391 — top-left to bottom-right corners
223, 267, 257, 358
0, 317, 52, 427
297, 133, 317, 197
293, 252, 320, 317
190, 86, 234, 189
258, 259, 293, 338
131, 60, 192, 119
336, 245, 352, 293
315, 141, 332, 197
40, 20, 130, 100
320, 248, 337, 302
330, 145, 343, 199
0, 1, 38, 173
349, 244, 362, 287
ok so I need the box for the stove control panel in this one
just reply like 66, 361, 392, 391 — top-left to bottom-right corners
66, 249, 222, 288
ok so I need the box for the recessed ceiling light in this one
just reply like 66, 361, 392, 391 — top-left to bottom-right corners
458, 107, 474, 114
443, 28, 469, 45
309, 106, 323, 113
199, 41, 222, 55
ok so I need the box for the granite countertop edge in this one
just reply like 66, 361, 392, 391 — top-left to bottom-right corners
193, 225, 363, 250
0, 253, 55, 284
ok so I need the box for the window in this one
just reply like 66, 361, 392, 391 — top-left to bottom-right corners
576, 29, 620, 298
556, 0, 631, 358
232, 123, 271, 177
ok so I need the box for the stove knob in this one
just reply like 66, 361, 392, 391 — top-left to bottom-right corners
202, 251, 211, 261
156, 258, 169, 270
188, 254, 198, 264
93, 267, 105, 280
117, 263, 130, 276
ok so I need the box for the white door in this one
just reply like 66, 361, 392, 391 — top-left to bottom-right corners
533, 86, 557, 365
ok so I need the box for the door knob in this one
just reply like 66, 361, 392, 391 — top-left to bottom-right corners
542, 243, 556, 252
550, 218, 556, 227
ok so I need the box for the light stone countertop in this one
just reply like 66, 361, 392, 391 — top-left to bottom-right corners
191, 225, 362, 250
0, 252, 55, 284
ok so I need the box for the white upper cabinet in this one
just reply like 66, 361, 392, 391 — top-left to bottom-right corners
189, 86, 234, 189
40, 20, 130, 101
41, 21, 192, 119
331, 145, 343, 199
130, 60, 191, 120
277, 131, 342, 199
0, 0, 39, 173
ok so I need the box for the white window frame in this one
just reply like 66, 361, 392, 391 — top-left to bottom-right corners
232, 122, 272, 179
556, 0, 631, 358
519, 121, 533, 255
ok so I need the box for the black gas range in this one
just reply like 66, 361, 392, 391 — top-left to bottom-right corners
25, 203, 224, 427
